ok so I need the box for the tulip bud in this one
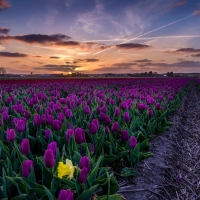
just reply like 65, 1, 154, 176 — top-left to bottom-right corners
74, 128, 85, 144
65, 109, 73, 119
47, 141, 57, 157
84, 105, 91, 115
52, 119, 62, 131
148, 108, 153, 117
24, 110, 31, 119
92, 119, 99, 129
111, 122, 120, 133
58, 113, 65, 123
156, 103, 161, 110
44, 129, 51, 141
105, 126, 110, 134
114, 108, 120, 117
46, 115, 54, 125
41, 114, 46, 125
78, 167, 88, 184
101, 106, 107, 114
58, 189, 74, 200
16, 119, 26, 132
99, 112, 105, 121
130, 136, 137, 149
105, 116, 111, 125
79, 156, 90, 174
44, 149, 55, 168
123, 112, 130, 123
88, 122, 98, 135
20, 139, 30, 155
121, 130, 129, 142
2, 112, 9, 122
96, 106, 101, 114
22, 160, 34, 178
33, 114, 41, 126
66, 129, 74, 142
6, 129, 16, 142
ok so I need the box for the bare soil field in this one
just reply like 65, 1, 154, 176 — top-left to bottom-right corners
118, 81, 200, 200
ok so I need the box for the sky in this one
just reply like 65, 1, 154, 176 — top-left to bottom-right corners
0, 0, 200, 74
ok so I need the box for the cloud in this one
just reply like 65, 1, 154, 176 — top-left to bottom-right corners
72, 58, 99, 63
167, 0, 187, 10
194, 10, 200, 16
33, 62, 44, 64
54, 41, 80, 46
164, 48, 200, 54
0, 34, 71, 44
92, 65, 135, 72
111, 62, 136, 67
10, 61, 20, 63
0, 27, 10, 35
0, 0, 11, 11
177, 58, 185, 61
115, 43, 151, 49
33, 55, 43, 58
134, 59, 152, 62
49, 56, 60, 59
34, 64, 79, 72
0, 52, 28, 57
138, 61, 200, 69
191, 54, 200, 57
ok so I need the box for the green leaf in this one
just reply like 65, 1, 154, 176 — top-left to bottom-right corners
140, 139, 149, 151
6, 157, 13, 177
109, 175, 120, 195
14, 142, 25, 164
50, 176, 60, 196
138, 152, 153, 162
11, 194, 27, 200
73, 151, 81, 166
87, 156, 103, 186
2, 168, 8, 198
60, 178, 76, 189
121, 167, 138, 177
76, 184, 99, 200
131, 142, 140, 157
44, 186, 56, 200
0, 140, 10, 157
96, 194, 125, 200
103, 151, 129, 165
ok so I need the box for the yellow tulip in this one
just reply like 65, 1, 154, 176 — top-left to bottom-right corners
57, 159, 75, 180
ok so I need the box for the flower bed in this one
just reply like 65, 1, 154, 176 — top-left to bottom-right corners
0, 78, 190, 199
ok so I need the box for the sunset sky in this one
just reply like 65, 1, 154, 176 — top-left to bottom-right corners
0, 0, 200, 74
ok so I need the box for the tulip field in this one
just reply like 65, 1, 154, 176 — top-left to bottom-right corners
0, 78, 190, 199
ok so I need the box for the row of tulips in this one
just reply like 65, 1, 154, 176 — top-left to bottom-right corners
0, 78, 190, 199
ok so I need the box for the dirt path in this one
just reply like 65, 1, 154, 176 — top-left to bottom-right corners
118, 81, 200, 200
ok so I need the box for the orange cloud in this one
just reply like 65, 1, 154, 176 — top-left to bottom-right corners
0, 0, 11, 11
194, 10, 200, 16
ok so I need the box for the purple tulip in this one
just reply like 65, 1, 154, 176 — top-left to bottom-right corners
84, 105, 91, 115
65, 109, 73, 119
130, 136, 137, 149
41, 114, 46, 125
114, 108, 120, 117
74, 128, 85, 144
88, 122, 98, 135
44, 149, 55, 168
22, 160, 34, 178
6, 129, 16, 142
148, 108, 153, 117
90, 144, 95, 153
121, 130, 129, 142
20, 139, 30, 155
52, 120, 62, 131
24, 110, 31, 119
33, 114, 41, 126
96, 106, 101, 114
45, 129, 51, 141
156, 103, 162, 110
105, 116, 111, 125
16, 119, 26, 132
123, 112, 130, 123
120, 102, 128, 110
99, 112, 105, 121
2, 112, 9, 122
58, 113, 65, 123
92, 119, 99, 129
78, 167, 88, 184
66, 129, 74, 142
47, 142, 57, 156
101, 106, 107, 114
105, 126, 110, 134
79, 156, 90, 174
58, 189, 74, 200
111, 122, 120, 133
46, 115, 54, 125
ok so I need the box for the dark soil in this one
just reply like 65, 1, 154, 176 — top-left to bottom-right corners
118, 81, 200, 200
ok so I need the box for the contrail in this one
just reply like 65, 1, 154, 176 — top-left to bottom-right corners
92, 14, 193, 55
80, 35, 200, 42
